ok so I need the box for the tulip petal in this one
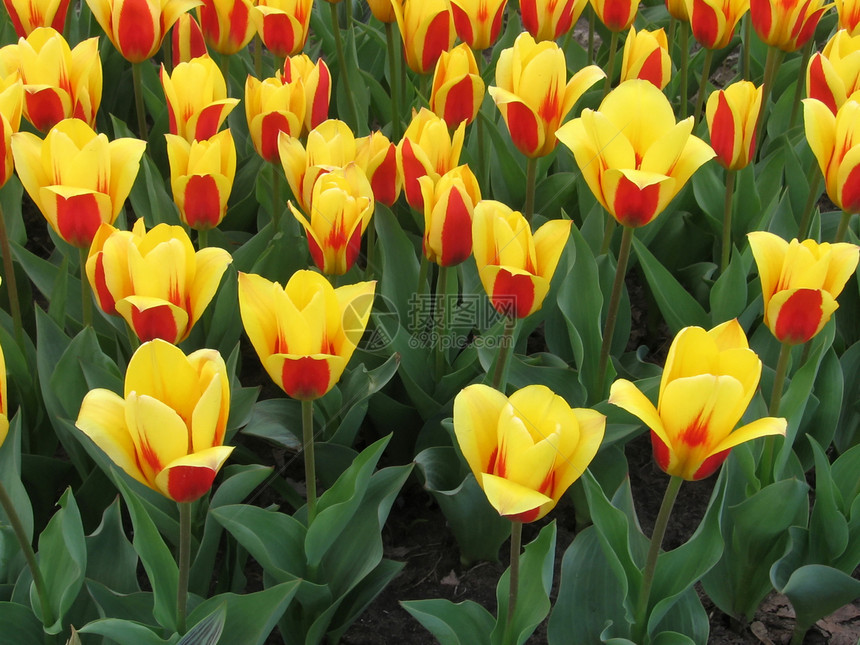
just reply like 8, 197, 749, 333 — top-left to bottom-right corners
453, 384, 510, 483
480, 472, 553, 519
155, 445, 234, 502
125, 391, 189, 485
609, 379, 669, 447
77, 388, 147, 485
265, 353, 343, 400
769, 287, 837, 344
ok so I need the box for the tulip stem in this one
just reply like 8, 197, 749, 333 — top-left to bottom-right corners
79, 247, 92, 328
302, 399, 317, 524
597, 225, 634, 399
329, 2, 360, 133
491, 315, 516, 392
760, 341, 792, 484
132, 62, 148, 140
693, 48, 714, 124
417, 253, 430, 299
476, 54, 487, 192
602, 30, 620, 98
197, 228, 209, 250
742, 15, 751, 80
271, 164, 281, 234
835, 210, 853, 243
587, 9, 595, 66
679, 23, 690, 118
176, 501, 191, 635
434, 264, 449, 379
385, 22, 401, 140
503, 520, 523, 645
797, 171, 821, 239
524, 157, 537, 223
600, 215, 616, 255
254, 35, 262, 79
0, 480, 54, 629
789, 40, 814, 129
220, 54, 231, 95
365, 211, 377, 278
721, 169, 736, 274
0, 201, 24, 346
633, 475, 683, 644
754, 47, 784, 161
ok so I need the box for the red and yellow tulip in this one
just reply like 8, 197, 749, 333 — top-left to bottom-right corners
748, 232, 860, 345
197, 0, 255, 55
0, 76, 23, 187
11, 118, 146, 248
450, 0, 507, 49
590, 0, 638, 31
804, 97, 860, 214
419, 164, 481, 267
237, 270, 376, 400
250, 0, 312, 59
283, 54, 331, 134
610, 320, 786, 481
2, 0, 70, 37
161, 55, 238, 141
806, 30, 860, 115
76, 339, 233, 503
453, 384, 605, 522
172, 12, 208, 64
472, 200, 570, 318
489, 32, 604, 158
685, 0, 749, 50
86, 219, 232, 342
557, 79, 714, 228
750, 0, 828, 52
391, 0, 455, 74
520, 0, 587, 41
665, 0, 690, 21
706, 80, 763, 170
356, 131, 400, 207
366, 0, 396, 22
620, 27, 671, 89
430, 43, 485, 128
837, 0, 860, 35
245, 71, 306, 163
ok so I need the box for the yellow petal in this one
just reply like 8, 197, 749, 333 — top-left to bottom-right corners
480, 472, 553, 518
453, 384, 509, 482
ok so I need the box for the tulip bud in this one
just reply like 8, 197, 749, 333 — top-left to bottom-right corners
419, 164, 481, 267
706, 81, 762, 170
620, 27, 671, 89
450, 0, 507, 49
161, 56, 239, 141
430, 43, 485, 128
804, 98, 860, 214
366, 0, 396, 23
172, 13, 208, 64
0, 76, 23, 188
750, 0, 827, 52
806, 30, 860, 115
2, 0, 71, 37
665, 0, 690, 21
245, 72, 306, 163
197, 0, 255, 55
283, 54, 331, 133
520, 0, 587, 42
391, 0, 456, 74
837, 0, 860, 35
685, 0, 749, 51
590, 0, 638, 32
250, 0, 313, 59
356, 130, 400, 206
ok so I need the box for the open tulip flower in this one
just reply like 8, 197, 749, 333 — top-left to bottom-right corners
489, 32, 604, 158
610, 320, 787, 481
12, 118, 146, 248
837, 0, 860, 35
250, 0, 312, 59
430, 43, 485, 129
453, 384, 605, 522
684, 0, 749, 51
557, 80, 715, 228
85, 219, 232, 343
590, 0, 638, 31
804, 98, 860, 215
76, 339, 233, 503
237, 270, 376, 400
283, 54, 331, 134
86, 0, 200, 63
197, 0, 255, 55
172, 12, 208, 63
245, 71, 306, 163
807, 30, 860, 115
419, 164, 481, 267
161, 56, 238, 141
166, 128, 236, 230
356, 131, 400, 207
748, 232, 860, 345
750, 0, 828, 52
391, 0, 456, 74
0, 76, 23, 187
620, 27, 671, 89
706, 80, 763, 171
472, 200, 570, 318
520, 0, 587, 42
2, 0, 70, 37
450, 0, 507, 50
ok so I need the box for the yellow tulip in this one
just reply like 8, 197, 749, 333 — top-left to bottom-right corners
356, 130, 400, 207
620, 27, 671, 90
609, 320, 787, 481
590, 0, 638, 31
520, 0, 587, 41
76, 339, 233, 502
419, 164, 481, 267
705, 80, 763, 171
11, 118, 146, 248
453, 384, 605, 522
429, 43, 485, 128
2, 0, 70, 37
750, 0, 827, 52
283, 54, 332, 134
250, 0, 313, 59
196, 0, 255, 55
0, 76, 23, 188
806, 30, 860, 115
161, 55, 238, 141
391, 0, 455, 74
171, 12, 208, 63
685, 0, 749, 51
804, 98, 860, 214
245, 71, 306, 163
450, 0, 507, 49
237, 270, 376, 400
837, 0, 860, 35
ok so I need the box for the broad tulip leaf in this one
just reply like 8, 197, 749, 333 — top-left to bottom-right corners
85, 496, 139, 594
795, 349, 843, 469
375, 204, 420, 329
177, 602, 225, 645
484, 114, 526, 207
85, 581, 156, 625
834, 339, 860, 451
691, 161, 724, 227
780, 565, 860, 634
832, 442, 860, 514
77, 618, 174, 645
0, 414, 32, 579
0, 601, 43, 645
709, 251, 747, 324
241, 398, 303, 450
401, 598, 494, 645
808, 437, 849, 563
648, 586, 709, 645
651, 631, 697, 645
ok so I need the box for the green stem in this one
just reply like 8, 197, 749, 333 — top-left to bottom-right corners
302, 399, 317, 524
587, 8, 595, 66
797, 170, 821, 239
491, 315, 516, 391
476, 53, 487, 191
742, 15, 751, 79
602, 30, 620, 98
417, 253, 430, 299
176, 501, 191, 635
434, 264, 449, 379
161, 32, 172, 72
633, 475, 684, 644
789, 39, 814, 129
330, 2, 360, 132
760, 342, 791, 483
254, 34, 262, 79
503, 520, 523, 645
754, 47, 784, 161
385, 22, 401, 140
0, 480, 54, 628
271, 164, 281, 233
835, 210, 852, 243
600, 213, 616, 255
693, 48, 714, 124
79, 246, 92, 328
668, 17, 676, 54
721, 169, 736, 274
597, 225, 634, 398
679, 23, 690, 118
220, 54, 231, 96
132, 62, 148, 140
365, 209, 377, 278
524, 156, 537, 223
0, 201, 24, 345
197, 227, 209, 250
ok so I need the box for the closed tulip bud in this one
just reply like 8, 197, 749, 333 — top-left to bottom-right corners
590, 0, 638, 32
472, 200, 570, 318
0, 77, 23, 188
250, 0, 312, 59
12, 118, 146, 248
430, 43, 485, 128
166, 129, 236, 230
804, 98, 860, 214
749, 232, 859, 345
557, 80, 715, 228
283, 54, 331, 133
238, 270, 376, 400
610, 320, 787, 481
77, 339, 233, 503
85, 219, 232, 342
366, 0, 396, 23
356, 130, 400, 206
620, 27, 671, 89
750, 0, 827, 52
489, 32, 604, 158
289, 163, 374, 275
806, 30, 860, 115
391, 0, 456, 74
245, 72, 306, 163
706, 81, 762, 170
685, 0, 749, 50
3, 0, 70, 37
398, 107, 466, 211
86, 0, 200, 63
454, 384, 605, 522
197, 0, 255, 55
520, 0, 587, 42
837, 0, 860, 35
161, 56, 239, 141
665, 0, 690, 21
172, 13, 208, 64
450, 0, 507, 49
419, 164, 481, 266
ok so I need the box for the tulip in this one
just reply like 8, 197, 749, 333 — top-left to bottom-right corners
2, 0, 70, 37
197, 0, 255, 55
166, 129, 236, 230
237, 270, 376, 400
0, 76, 23, 188
450, 0, 507, 49
419, 165, 481, 266
590, 0, 638, 31
685, 0, 749, 51
288, 163, 374, 275
430, 43, 485, 128
472, 200, 570, 318
391, 0, 455, 74
283, 54, 331, 133
557, 80, 715, 228
804, 98, 860, 215
245, 72, 306, 163
12, 118, 146, 248
85, 219, 232, 342
706, 80, 763, 170
489, 32, 604, 158
172, 12, 208, 64
620, 27, 671, 89
806, 30, 860, 115
609, 319, 787, 480
86, 0, 200, 63
520, 0, 586, 41
398, 108, 466, 211
750, 0, 828, 52
356, 130, 400, 206
665, 0, 690, 21
453, 383, 605, 522
366, 0, 395, 23
837, 0, 860, 35
250, 0, 313, 59
748, 232, 859, 345
161, 56, 238, 141
76, 339, 233, 503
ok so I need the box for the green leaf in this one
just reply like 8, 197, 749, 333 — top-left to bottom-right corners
400, 599, 494, 645
375, 204, 420, 328
0, 602, 43, 645
709, 251, 747, 325
178, 602, 226, 645
85, 581, 156, 625
651, 631, 697, 645
0, 415, 33, 579
240, 398, 302, 450
78, 618, 175, 645
780, 565, 860, 634
808, 437, 849, 564
85, 496, 139, 594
